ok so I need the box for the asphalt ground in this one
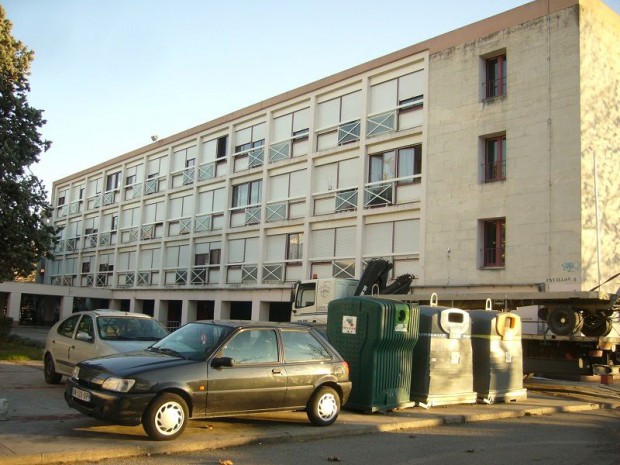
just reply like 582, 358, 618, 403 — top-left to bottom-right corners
2, 326, 620, 465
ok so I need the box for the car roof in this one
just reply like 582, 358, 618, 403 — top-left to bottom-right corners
78, 310, 155, 319
192, 320, 315, 330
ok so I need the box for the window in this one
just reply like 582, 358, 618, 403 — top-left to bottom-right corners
57, 195, 66, 206
76, 315, 94, 341
287, 233, 303, 261
369, 145, 422, 184
235, 123, 265, 153
316, 91, 361, 149
217, 135, 228, 160
220, 329, 278, 364
106, 171, 122, 191
484, 135, 506, 182
282, 330, 331, 361
194, 242, 221, 265
232, 180, 262, 207
58, 315, 80, 338
484, 54, 507, 98
482, 218, 505, 268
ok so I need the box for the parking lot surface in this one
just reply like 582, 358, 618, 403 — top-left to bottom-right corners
1, 359, 619, 465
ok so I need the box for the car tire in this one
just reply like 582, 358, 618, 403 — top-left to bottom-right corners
142, 393, 188, 441
306, 386, 340, 426
44, 353, 62, 384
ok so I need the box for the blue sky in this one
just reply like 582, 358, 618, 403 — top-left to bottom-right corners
3, 0, 620, 199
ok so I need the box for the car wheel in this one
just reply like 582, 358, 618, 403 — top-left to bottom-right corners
44, 353, 62, 384
142, 393, 188, 441
306, 386, 340, 426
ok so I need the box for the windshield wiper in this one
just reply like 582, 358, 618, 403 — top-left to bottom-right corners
148, 347, 186, 359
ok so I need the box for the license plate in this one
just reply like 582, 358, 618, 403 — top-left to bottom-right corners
72, 387, 91, 402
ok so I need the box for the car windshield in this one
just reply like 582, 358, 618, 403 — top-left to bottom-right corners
97, 316, 169, 341
148, 322, 233, 361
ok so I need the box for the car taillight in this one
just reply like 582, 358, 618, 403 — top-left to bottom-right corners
336, 360, 349, 376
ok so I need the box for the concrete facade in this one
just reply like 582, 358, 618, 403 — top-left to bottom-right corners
1, 0, 618, 327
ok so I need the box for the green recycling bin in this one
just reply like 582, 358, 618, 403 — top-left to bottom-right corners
469, 310, 528, 403
410, 306, 477, 407
327, 296, 419, 412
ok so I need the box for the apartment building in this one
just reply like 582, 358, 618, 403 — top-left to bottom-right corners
2, 0, 618, 328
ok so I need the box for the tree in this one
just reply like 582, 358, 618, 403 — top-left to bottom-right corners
0, 6, 56, 283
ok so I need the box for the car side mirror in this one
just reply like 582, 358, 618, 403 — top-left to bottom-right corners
211, 356, 234, 368
76, 332, 93, 342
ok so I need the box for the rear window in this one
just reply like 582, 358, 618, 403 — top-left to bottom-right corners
281, 330, 332, 362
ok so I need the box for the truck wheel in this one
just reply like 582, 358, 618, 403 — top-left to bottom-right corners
44, 353, 62, 384
307, 386, 340, 426
546, 307, 583, 336
582, 313, 612, 337
142, 393, 188, 441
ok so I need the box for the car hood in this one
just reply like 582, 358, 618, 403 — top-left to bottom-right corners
104, 340, 158, 353
80, 350, 194, 377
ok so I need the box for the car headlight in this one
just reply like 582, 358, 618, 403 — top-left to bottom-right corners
101, 377, 136, 393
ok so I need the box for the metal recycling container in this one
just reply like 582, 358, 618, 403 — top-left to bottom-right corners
469, 309, 528, 403
410, 306, 477, 407
327, 296, 419, 412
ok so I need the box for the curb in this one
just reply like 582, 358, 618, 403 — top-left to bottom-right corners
3, 400, 618, 465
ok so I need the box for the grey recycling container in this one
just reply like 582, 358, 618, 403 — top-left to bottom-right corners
327, 296, 419, 412
410, 305, 477, 407
469, 309, 528, 403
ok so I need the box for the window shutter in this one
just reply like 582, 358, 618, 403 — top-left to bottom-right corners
245, 237, 259, 263
273, 114, 292, 142
228, 239, 245, 263
266, 235, 286, 261
335, 226, 356, 257
399, 70, 425, 101
268, 173, 289, 201
311, 229, 335, 259
370, 79, 397, 114
340, 91, 361, 122
365, 223, 393, 255
394, 219, 420, 253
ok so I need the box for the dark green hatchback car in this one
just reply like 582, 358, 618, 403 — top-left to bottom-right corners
65, 320, 352, 440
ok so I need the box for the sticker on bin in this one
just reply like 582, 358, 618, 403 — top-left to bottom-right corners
342, 316, 357, 334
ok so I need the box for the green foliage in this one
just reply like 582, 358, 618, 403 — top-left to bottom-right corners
0, 6, 56, 282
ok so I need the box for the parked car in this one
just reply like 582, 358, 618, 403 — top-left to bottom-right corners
44, 310, 169, 384
65, 320, 352, 440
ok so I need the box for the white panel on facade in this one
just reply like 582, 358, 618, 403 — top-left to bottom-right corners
245, 237, 259, 263
289, 170, 306, 198
253, 122, 266, 141
195, 242, 210, 255
168, 198, 182, 219
335, 226, 356, 257
203, 139, 217, 162
293, 108, 309, 132
198, 190, 213, 213
228, 239, 245, 263
340, 91, 361, 122
118, 251, 135, 271
182, 195, 194, 216
273, 114, 292, 142
313, 163, 338, 193
65, 258, 76, 274
316, 131, 338, 151
235, 127, 251, 147
311, 229, 334, 259
266, 235, 286, 261
370, 79, 397, 114
164, 246, 179, 267
317, 98, 340, 129
338, 158, 359, 188
179, 244, 190, 265
365, 223, 393, 256
122, 208, 136, 227
212, 188, 225, 211
269, 173, 289, 201
399, 70, 425, 100
144, 203, 157, 223
394, 219, 420, 253
393, 258, 419, 278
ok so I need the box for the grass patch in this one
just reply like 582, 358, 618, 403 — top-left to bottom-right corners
0, 336, 44, 362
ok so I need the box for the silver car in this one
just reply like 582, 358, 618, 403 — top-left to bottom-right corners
44, 309, 169, 384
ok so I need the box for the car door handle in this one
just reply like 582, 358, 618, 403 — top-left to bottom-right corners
272, 368, 282, 374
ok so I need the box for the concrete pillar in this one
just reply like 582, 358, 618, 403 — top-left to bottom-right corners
257, 301, 270, 321
184, 300, 197, 325
61, 296, 74, 319
7, 292, 21, 323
